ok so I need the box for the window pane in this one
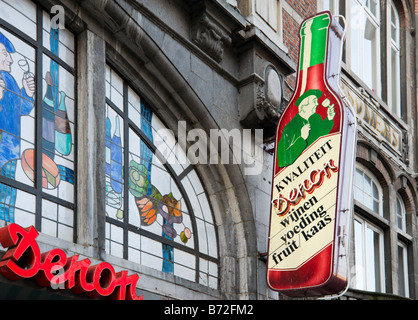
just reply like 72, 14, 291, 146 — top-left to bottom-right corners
355, 167, 381, 215
351, 0, 362, 77
364, 172, 371, 192
396, 195, 406, 231
391, 47, 400, 113
398, 245, 406, 296
391, 24, 397, 43
366, 226, 382, 292
396, 197, 402, 227
354, 169, 363, 202
391, 4, 398, 43
0, 1, 76, 234
0, 0, 37, 40
0, 28, 36, 191
366, 0, 378, 17
364, 174, 372, 208
372, 182, 378, 199
354, 220, 365, 289
255, 0, 278, 30
105, 106, 124, 221
10, 189, 36, 227
43, 13, 75, 68
373, 200, 379, 214
363, 17, 376, 89
42, 199, 74, 241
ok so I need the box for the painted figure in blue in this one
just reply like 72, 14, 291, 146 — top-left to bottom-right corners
0, 32, 35, 222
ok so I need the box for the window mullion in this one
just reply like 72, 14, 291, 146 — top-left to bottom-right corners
35, 6, 44, 230
123, 82, 129, 260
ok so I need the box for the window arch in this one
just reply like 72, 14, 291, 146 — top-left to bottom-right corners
0, 0, 76, 241
104, 64, 219, 288
354, 164, 383, 216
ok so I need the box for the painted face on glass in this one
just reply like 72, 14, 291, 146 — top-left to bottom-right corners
0, 43, 13, 72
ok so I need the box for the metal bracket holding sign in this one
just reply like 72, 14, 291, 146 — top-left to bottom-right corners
267, 12, 357, 297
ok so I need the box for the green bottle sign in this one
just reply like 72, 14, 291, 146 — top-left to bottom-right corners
267, 12, 357, 297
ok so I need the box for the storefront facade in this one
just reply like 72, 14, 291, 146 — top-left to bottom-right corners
0, 0, 416, 300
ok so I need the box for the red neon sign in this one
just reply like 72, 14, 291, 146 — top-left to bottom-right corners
0, 223, 143, 300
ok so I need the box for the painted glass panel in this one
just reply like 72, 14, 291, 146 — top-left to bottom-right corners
7, 189, 35, 228
0, 0, 37, 40
41, 53, 75, 202
0, 28, 36, 223
105, 104, 124, 221
105, 65, 218, 288
0, 28, 36, 193
0, 0, 76, 241
42, 11, 75, 68
42, 199, 74, 242
106, 223, 124, 258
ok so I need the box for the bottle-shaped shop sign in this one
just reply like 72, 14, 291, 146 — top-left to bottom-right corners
267, 12, 357, 297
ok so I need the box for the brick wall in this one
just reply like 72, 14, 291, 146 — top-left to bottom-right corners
285, 0, 317, 19
281, 0, 317, 100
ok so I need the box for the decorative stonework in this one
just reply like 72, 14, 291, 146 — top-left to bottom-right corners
402, 129, 410, 165
255, 66, 284, 122
191, 13, 231, 62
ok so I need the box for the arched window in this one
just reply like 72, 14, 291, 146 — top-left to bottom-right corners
0, 0, 76, 241
354, 164, 382, 216
104, 65, 219, 288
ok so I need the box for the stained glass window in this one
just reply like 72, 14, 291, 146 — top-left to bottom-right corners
0, 0, 76, 242
105, 65, 219, 288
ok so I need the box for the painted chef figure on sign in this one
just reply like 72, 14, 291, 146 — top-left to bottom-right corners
276, 89, 336, 167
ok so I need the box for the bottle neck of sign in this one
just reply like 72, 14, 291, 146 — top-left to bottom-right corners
297, 13, 330, 94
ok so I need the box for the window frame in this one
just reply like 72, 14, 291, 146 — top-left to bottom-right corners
354, 164, 383, 216
255, 0, 281, 33
387, 0, 402, 116
353, 216, 386, 293
347, 0, 381, 95
396, 193, 406, 232
397, 241, 410, 298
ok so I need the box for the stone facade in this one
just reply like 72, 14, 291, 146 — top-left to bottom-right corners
0, 0, 416, 301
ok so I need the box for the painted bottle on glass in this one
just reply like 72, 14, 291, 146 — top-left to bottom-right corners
54, 91, 72, 156
42, 72, 56, 160
111, 115, 123, 194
